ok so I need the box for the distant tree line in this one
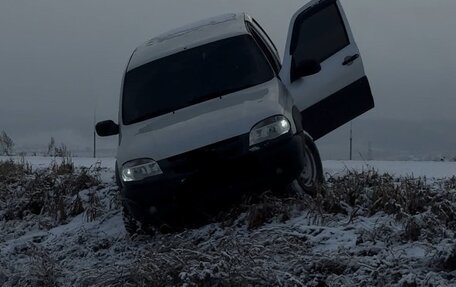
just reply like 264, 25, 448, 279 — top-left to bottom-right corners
0, 134, 72, 157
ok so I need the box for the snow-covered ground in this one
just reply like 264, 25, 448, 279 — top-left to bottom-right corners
0, 156, 456, 179
1, 157, 456, 286
325, 160, 456, 179
3, 156, 456, 178
0, 156, 116, 170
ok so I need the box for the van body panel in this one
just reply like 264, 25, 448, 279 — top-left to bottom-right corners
280, 0, 374, 140
117, 78, 295, 166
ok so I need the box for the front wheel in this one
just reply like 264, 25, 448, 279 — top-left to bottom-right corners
296, 133, 324, 197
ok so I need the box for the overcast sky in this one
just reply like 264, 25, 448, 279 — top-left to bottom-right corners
0, 0, 455, 159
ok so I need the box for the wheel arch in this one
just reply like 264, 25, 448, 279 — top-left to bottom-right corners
292, 105, 315, 142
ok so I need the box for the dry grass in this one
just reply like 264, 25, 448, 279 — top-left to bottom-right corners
0, 158, 32, 184
313, 170, 456, 252
18, 244, 59, 287
212, 169, 455, 235
82, 232, 312, 287
0, 243, 59, 287
0, 158, 102, 226
84, 170, 456, 286
3, 162, 456, 286
170, 169, 456, 249
445, 176, 456, 190
0, 158, 118, 287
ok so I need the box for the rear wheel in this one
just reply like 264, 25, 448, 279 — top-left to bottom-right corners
296, 133, 324, 197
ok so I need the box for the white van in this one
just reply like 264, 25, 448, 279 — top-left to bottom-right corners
96, 0, 374, 234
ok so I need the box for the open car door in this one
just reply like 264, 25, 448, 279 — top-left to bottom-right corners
280, 0, 374, 140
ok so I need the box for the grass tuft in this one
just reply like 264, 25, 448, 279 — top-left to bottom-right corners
0, 157, 102, 226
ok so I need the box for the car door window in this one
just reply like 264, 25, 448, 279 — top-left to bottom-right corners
280, 0, 374, 140
291, 3, 349, 65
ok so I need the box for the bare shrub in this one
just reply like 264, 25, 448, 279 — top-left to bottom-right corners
84, 235, 298, 286
309, 257, 348, 276
323, 170, 438, 219
0, 157, 102, 227
323, 169, 400, 217
246, 202, 277, 229
51, 156, 74, 175
69, 194, 84, 217
0, 159, 32, 184
0, 243, 60, 287
245, 192, 294, 229
211, 190, 307, 230
17, 245, 58, 287
441, 243, 456, 271
47, 137, 56, 156
199, 169, 456, 235
321, 169, 377, 216
0, 131, 14, 156
321, 169, 456, 246
84, 191, 102, 222
75, 168, 456, 286
402, 217, 421, 241
445, 176, 456, 190
357, 220, 396, 245
54, 143, 71, 158
74, 165, 102, 191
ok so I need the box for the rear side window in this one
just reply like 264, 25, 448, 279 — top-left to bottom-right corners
292, 3, 349, 64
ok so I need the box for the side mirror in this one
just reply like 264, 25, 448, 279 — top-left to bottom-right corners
96, 120, 119, 137
291, 59, 321, 82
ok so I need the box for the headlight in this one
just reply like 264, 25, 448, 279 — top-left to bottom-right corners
249, 115, 291, 146
121, 159, 163, 182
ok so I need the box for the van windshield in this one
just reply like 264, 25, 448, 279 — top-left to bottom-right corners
122, 35, 274, 125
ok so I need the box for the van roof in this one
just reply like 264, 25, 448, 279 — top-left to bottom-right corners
127, 13, 249, 71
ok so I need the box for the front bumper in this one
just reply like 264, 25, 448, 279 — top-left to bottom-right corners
121, 133, 305, 217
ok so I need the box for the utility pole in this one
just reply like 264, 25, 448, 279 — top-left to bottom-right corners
93, 108, 96, 158
367, 141, 373, 161
349, 122, 353, 160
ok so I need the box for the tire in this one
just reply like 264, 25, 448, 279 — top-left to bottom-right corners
296, 133, 324, 197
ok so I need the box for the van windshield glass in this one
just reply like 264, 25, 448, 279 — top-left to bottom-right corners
122, 35, 274, 125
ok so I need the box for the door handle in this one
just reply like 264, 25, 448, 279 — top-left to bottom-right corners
342, 54, 360, 66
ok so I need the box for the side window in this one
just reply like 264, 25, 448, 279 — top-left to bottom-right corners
246, 22, 281, 74
291, 3, 349, 64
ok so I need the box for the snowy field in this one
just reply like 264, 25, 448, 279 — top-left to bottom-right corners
4, 156, 456, 178
1, 157, 456, 286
